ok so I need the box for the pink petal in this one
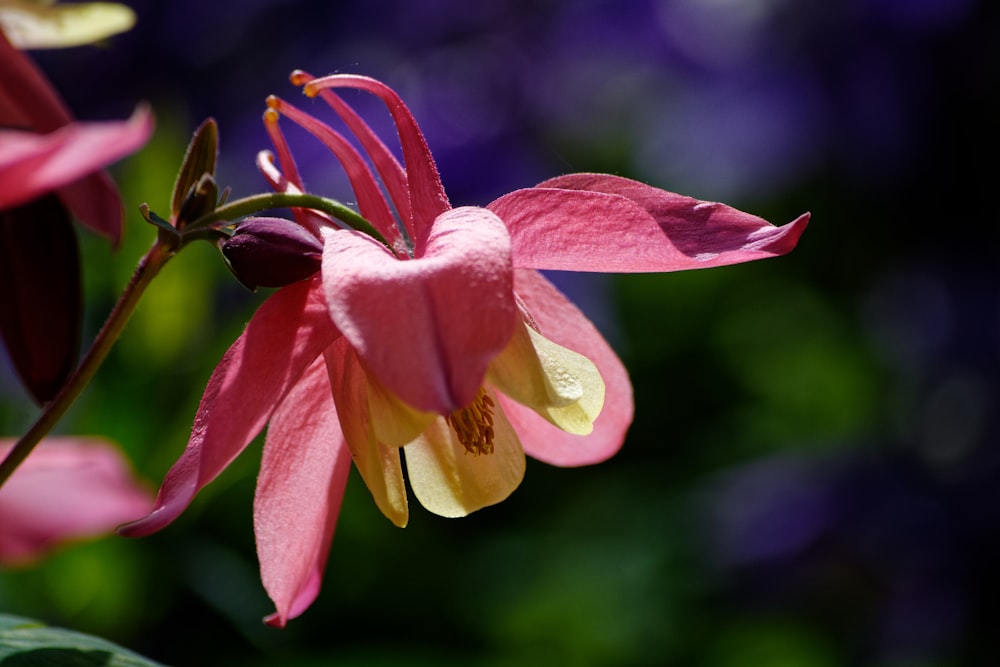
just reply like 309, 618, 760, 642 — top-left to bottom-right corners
0, 30, 73, 133
488, 173, 809, 273
497, 270, 634, 466
321, 206, 516, 414
57, 171, 126, 244
255, 357, 351, 628
303, 74, 450, 250
0, 106, 153, 241
0, 437, 152, 565
119, 279, 338, 538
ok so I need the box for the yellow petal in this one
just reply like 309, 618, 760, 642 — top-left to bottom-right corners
325, 345, 408, 527
365, 371, 437, 447
0, 1, 135, 49
488, 320, 605, 435
404, 393, 526, 518
352, 435, 408, 527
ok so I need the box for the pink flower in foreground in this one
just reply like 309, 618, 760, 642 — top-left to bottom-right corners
0, 438, 152, 565
0, 29, 153, 403
122, 72, 809, 626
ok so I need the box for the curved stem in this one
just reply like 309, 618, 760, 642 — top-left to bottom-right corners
186, 192, 389, 249
0, 240, 174, 489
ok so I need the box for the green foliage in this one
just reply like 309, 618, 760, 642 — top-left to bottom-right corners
0, 614, 162, 666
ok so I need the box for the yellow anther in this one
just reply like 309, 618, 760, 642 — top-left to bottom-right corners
446, 389, 496, 456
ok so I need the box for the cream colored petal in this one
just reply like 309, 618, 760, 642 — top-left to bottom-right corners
488, 320, 604, 435
352, 435, 408, 527
365, 371, 437, 447
324, 344, 408, 527
0, 2, 135, 49
404, 394, 526, 518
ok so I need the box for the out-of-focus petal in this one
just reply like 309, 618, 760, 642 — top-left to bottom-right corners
119, 280, 337, 538
0, 437, 151, 565
0, 29, 72, 132
255, 357, 352, 628
324, 339, 408, 527
498, 270, 634, 466
0, 106, 153, 242
404, 393, 526, 518
321, 207, 516, 413
0, 194, 80, 404
0, 2, 136, 49
488, 173, 809, 273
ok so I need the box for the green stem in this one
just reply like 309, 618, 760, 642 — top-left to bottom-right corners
0, 240, 175, 489
186, 192, 389, 248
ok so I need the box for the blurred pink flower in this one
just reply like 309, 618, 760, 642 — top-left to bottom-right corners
0, 29, 152, 242
122, 73, 809, 626
0, 29, 153, 403
0, 437, 152, 565
0, 108, 152, 216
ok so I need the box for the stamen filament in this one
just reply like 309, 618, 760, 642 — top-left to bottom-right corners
266, 96, 400, 245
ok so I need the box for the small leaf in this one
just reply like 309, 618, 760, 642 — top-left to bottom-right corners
170, 118, 218, 223
0, 613, 164, 666
138, 204, 177, 234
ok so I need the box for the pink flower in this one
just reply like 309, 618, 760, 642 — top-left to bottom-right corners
0, 29, 153, 403
0, 109, 152, 218
0, 438, 152, 566
121, 73, 809, 626
0, 29, 151, 241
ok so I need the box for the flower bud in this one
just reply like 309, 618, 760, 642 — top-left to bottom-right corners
221, 217, 322, 290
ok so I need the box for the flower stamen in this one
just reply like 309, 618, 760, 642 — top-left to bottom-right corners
446, 389, 495, 456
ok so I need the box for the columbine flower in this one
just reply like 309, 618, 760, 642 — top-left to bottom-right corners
121, 72, 808, 626
0, 437, 152, 565
0, 29, 152, 403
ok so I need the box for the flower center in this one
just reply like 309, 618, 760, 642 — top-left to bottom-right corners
446, 389, 495, 456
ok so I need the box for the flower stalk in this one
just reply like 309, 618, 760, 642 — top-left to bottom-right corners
188, 192, 390, 249
0, 239, 172, 490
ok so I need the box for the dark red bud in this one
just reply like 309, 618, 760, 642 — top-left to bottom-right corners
0, 195, 82, 404
221, 217, 322, 290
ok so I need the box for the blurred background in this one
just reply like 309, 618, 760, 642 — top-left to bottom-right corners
2, 0, 999, 664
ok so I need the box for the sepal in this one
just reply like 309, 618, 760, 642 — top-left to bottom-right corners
170, 118, 219, 227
